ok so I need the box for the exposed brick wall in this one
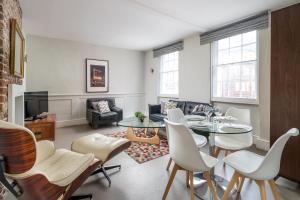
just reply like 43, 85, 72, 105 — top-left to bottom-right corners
0, 0, 23, 120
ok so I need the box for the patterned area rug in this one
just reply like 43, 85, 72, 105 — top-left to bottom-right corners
110, 129, 169, 164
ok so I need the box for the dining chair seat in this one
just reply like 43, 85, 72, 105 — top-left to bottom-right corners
192, 132, 207, 148
200, 151, 219, 169
223, 150, 264, 176
215, 133, 252, 151
215, 107, 252, 158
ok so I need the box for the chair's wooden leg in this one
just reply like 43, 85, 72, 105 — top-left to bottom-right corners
237, 176, 245, 193
162, 164, 179, 200
204, 171, 218, 200
268, 179, 281, 200
222, 171, 240, 200
256, 180, 267, 200
189, 171, 195, 200
214, 147, 220, 157
186, 170, 190, 188
166, 158, 172, 171
225, 150, 231, 156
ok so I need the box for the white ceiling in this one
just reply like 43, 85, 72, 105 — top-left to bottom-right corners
20, 0, 299, 51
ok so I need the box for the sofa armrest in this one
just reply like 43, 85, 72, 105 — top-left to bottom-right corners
111, 106, 122, 114
148, 104, 161, 115
36, 140, 56, 164
111, 106, 123, 121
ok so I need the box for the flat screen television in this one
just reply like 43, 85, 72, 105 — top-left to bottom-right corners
24, 91, 48, 120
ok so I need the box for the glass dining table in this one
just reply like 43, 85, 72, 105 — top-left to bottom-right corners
187, 117, 253, 200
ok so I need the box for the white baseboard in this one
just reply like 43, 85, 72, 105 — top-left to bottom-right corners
253, 135, 270, 151
56, 118, 88, 128
55, 114, 135, 128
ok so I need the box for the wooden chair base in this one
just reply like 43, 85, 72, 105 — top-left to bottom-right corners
162, 163, 218, 200
126, 127, 160, 145
222, 170, 281, 200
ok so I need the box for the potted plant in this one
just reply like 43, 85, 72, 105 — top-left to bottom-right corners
135, 111, 146, 122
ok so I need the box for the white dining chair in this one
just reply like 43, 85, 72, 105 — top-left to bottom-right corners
166, 108, 208, 170
163, 119, 218, 200
222, 128, 299, 200
214, 107, 253, 157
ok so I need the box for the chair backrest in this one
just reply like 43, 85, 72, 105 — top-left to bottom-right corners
86, 98, 115, 110
225, 107, 251, 125
224, 107, 253, 145
251, 128, 299, 180
0, 120, 37, 174
167, 108, 185, 123
164, 119, 210, 171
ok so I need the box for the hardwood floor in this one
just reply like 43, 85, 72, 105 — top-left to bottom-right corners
6, 124, 300, 200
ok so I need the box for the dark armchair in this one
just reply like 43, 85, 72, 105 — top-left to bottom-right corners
87, 98, 123, 128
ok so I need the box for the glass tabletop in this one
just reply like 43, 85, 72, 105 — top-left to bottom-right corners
118, 117, 165, 128
190, 121, 252, 134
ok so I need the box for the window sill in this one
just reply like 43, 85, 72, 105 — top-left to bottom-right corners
211, 97, 259, 105
159, 95, 179, 99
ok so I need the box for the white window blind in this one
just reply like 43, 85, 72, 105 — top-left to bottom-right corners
160, 51, 179, 96
211, 30, 258, 104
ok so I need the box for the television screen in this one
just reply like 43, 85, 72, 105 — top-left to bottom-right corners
24, 91, 48, 119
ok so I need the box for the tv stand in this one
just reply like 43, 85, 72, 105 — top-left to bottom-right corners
25, 114, 56, 141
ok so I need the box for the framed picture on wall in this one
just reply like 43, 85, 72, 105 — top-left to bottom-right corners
86, 59, 109, 93
10, 19, 25, 78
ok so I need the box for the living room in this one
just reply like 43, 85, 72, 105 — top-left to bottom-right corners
0, 0, 300, 200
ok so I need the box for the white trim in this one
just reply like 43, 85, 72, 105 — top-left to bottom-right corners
8, 84, 25, 126
56, 114, 134, 128
210, 30, 260, 105
56, 118, 88, 128
48, 92, 145, 97
253, 135, 270, 151
212, 97, 259, 105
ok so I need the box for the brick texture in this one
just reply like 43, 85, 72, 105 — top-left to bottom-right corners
0, 0, 22, 197
0, 0, 22, 120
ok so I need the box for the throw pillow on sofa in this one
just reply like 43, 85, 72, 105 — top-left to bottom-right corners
162, 101, 177, 115
97, 101, 111, 114
192, 104, 204, 114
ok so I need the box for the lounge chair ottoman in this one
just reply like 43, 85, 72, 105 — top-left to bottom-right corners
71, 133, 131, 186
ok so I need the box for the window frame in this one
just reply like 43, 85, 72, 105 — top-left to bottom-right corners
159, 51, 179, 98
210, 31, 260, 105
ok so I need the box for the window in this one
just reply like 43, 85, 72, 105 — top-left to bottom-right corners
159, 51, 179, 96
211, 30, 258, 104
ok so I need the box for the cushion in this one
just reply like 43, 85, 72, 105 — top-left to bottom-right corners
97, 101, 111, 114
72, 133, 130, 161
160, 101, 166, 114
91, 102, 99, 110
151, 113, 166, 121
192, 104, 204, 114
162, 101, 177, 115
100, 112, 118, 119
7, 149, 95, 187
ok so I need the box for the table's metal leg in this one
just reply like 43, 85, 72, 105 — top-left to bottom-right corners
193, 133, 237, 200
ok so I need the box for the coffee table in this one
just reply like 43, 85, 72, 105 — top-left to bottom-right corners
118, 117, 165, 145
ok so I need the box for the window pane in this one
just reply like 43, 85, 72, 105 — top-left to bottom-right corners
242, 43, 256, 61
218, 49, 229, 65
218, 38, 229, 50
230, 35, 241, 48
229, 47, 241, 63
160, 51, 179, 95
212, 30, 257, 102
243, 31, 256, 45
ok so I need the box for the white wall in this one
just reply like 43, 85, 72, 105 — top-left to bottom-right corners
26, 35, 145, 127
144, 34, 211, 107
144, 28, 271, 150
